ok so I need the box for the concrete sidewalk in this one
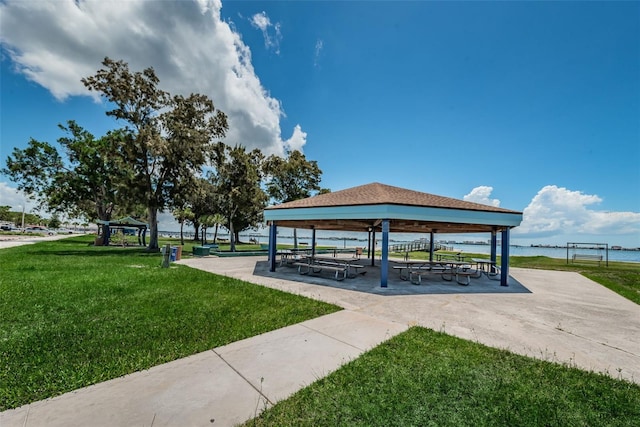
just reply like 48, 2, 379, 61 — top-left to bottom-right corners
182, 255, 640, 385
0, 233, 82, 249
1, 311, 407, 427
2, 254, 638, 427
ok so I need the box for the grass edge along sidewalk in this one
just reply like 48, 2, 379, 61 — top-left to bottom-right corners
246, 327, 640, 427
0, 236, 340, 411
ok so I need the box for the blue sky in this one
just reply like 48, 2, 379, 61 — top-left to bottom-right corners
0, 0, 638, 247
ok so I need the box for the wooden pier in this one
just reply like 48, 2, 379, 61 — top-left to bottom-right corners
388, 239, 452, 255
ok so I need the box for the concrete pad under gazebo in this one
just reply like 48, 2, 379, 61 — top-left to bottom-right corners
263, 183, 523, 287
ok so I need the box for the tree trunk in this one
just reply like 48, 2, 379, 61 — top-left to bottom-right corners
147, 207, 159, 251
101, 223, 110, 246
193, 222, 200, 242
202, 226, 207, 245
179, 221, 184, 245
229, 220, 236, 252
213, 224, 219, 243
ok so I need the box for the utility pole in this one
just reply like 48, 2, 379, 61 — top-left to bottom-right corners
20, 205, 25, 230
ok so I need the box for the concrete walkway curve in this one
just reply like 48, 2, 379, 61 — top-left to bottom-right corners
1, 310, 406, 427
183, 255, 640, 385
1, 252, 638, 427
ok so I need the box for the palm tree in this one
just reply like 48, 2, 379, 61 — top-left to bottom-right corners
200, 214, 221, 245
172, 207, 194, 245
210, 213, 226, 244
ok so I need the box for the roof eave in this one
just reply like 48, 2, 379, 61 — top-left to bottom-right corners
263, 204, 523, 229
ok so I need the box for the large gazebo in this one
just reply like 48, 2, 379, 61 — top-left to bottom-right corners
263, 183, 523, 287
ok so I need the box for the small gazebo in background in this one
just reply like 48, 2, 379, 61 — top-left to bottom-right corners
95, 216, 148, 246
263, 183, 523, 287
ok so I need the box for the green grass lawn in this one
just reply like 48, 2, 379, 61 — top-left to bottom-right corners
247, 327, 640, 427
0, 236, 340, 410
3, 236, 638, 422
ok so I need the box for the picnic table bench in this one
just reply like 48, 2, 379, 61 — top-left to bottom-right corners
395, 260, 471, 284
278, 250, 306, 267
292, 261, 348, 281
393, 260, 439, 281
291, 255, 365, 281
471, 258, 501, 280
440, 262, 475, 286
408, 265, 448, 285
571, 254, 603, 266
440, 268, 474, 286
313, 255, 365, 278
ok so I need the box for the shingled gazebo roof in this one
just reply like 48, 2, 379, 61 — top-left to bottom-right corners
264, 182, 522, 234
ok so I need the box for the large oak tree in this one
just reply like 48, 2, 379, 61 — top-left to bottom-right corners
263, 149, 328, 247
208, 143, 267, 251
263, 150, 326, 202
2, 121, 127, 237
82, 58, 228, 250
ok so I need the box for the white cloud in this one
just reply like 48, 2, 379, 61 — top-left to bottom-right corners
250, 11, 270, 31
250, 11, 282, 54
463, 186, 501, 207
284, 125, 307, 152
157, 211, 181, 232
0, 181, 195, 230
514, 185, 640, 239
0, 183, 39, 212
314, 39, 323, 67
0, 0, 302, 156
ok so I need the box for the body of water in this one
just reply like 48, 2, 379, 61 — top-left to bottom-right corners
166, 229, 639, 263
447, 243, 639, 263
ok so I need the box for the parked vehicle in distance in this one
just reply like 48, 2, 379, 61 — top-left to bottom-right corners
24, 226, 57, 235
56, 228, 74, 234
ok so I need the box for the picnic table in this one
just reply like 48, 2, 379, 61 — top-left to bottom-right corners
392, 260, 440, 281
311, 255, 365, 278
439, 261, 476, 285
434, 252, 465, 262
278, 250, 304, 266
292, 254, 365, 280
471, 258, 501, 280
393, 260, 475, 285
278, 247, 314, 266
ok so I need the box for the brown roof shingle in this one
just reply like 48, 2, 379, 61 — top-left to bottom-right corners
266, 182, 520, 214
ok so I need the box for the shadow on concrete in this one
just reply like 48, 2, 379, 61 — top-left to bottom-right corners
252, 260, 531, 296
